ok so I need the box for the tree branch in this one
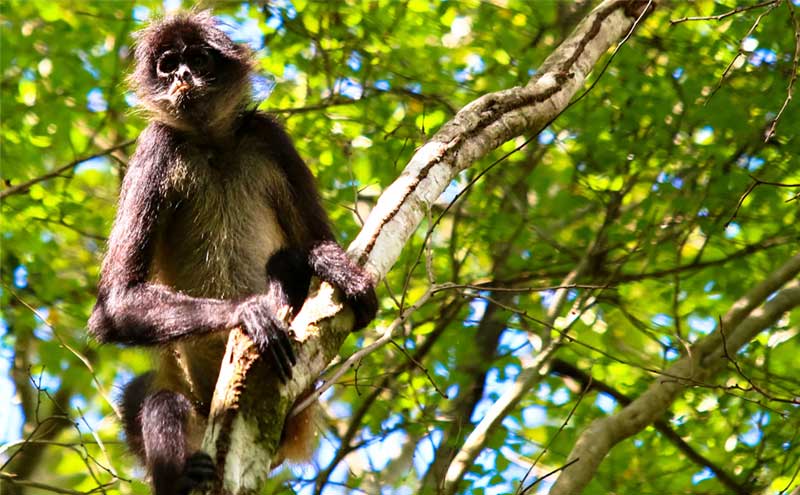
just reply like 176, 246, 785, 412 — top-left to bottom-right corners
550, 359, 750, 495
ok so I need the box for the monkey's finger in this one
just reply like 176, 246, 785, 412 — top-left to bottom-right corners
268, 342, 292, 383
272, 331, 297, 378
277, 328, 297, 366
183, 452, 217, 480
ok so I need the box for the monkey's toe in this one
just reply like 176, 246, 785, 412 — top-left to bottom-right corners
177, 452, 217, 494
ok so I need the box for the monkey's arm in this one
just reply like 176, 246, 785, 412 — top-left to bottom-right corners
89, 126, 237, 346
256, 114, 378, 329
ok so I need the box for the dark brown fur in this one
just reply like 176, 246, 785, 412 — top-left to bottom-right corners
89, 12, 377, 495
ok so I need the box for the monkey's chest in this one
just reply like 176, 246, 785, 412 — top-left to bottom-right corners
152, 162, 288, 300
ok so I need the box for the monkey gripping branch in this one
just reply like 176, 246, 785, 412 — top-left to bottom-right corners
199, 1, 655, 493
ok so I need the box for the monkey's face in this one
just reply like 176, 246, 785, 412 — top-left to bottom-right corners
153, 43, 217, 107
132, 12, 253, 130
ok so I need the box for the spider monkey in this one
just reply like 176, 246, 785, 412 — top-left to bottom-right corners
88, 12, 377, 495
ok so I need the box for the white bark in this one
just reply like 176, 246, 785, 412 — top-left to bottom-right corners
549, 253, 800, 495
199, 1, 655, 492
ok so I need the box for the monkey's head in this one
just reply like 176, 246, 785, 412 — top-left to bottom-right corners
131, 12, 253, 131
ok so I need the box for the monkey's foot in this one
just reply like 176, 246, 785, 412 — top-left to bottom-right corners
177, 452, 217, 494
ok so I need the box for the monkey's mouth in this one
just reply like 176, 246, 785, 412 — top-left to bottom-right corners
169, 81, 192, 96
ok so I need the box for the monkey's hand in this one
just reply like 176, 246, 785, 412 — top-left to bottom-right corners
232, 295, 297, 382
308, 241, 379, 331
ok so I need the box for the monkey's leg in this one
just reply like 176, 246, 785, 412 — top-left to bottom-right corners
120, 373, 154, 462
266, 248, 312, 313
141, 390, 216, 495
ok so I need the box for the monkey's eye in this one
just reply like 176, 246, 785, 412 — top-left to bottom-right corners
185, 48, 211, 71
157, 52, 180, 74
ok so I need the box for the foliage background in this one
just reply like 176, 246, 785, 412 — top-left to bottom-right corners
1, 1, 798, 494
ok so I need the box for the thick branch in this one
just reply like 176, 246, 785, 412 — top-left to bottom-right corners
201, 1, 655, 492
550, 359, 749, 495
549, 253, 800, 495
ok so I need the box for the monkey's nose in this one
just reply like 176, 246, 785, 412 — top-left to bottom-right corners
176, 65, 192, 84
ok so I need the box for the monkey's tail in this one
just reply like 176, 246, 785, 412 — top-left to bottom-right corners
275, 391, 319, 466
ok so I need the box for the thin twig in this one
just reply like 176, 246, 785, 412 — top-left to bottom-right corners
765, 0, 800, 141
520, 458, 581, 494
0, 472, 117, 495
2, 283, 121, 418
567, 0, 653, 109
388, 339, 447, 398
747, 175, 800, 187
432, 283, 611, 294
706, 1, 781, 103
670, 0, 779, 24
726, 180, 760, 227
0, 140, 134, 200
780, 457, 800, 494
718, 316, 800, 404
518, 379, 592, 495
726, 174, 800, 226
